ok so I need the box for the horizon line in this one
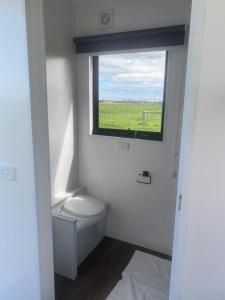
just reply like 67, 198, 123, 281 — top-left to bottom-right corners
99, 99, 163, 102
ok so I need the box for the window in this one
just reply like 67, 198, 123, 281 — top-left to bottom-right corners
93, 50, 168, 141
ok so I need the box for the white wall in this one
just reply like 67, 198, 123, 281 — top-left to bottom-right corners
75, 0, 191, 37
170, 0, 225, 299
44, 0, 78, 205
0, 0, 43, 298
76, 0, 191, 254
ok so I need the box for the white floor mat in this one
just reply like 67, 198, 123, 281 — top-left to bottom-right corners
122, 251, 171, 294
107, 251, 171, 300
107, 278, 168, 300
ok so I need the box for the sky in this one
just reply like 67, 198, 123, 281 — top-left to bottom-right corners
99, 51, 166, 102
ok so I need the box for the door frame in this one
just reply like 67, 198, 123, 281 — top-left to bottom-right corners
25, 0, 55, 299
24, 0, 208, 299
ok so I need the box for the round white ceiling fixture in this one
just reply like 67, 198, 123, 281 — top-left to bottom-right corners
98, 9, 114, 30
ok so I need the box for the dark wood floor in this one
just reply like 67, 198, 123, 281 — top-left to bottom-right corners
55, 237, 171, 300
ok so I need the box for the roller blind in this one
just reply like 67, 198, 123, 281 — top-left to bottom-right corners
73, 25, 186, 54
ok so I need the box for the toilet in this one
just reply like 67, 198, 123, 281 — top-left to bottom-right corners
52, 187, 108, 280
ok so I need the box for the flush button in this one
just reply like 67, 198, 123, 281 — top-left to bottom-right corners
0, 163, 16, 181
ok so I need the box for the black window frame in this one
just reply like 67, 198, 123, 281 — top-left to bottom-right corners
92, 51, 168, 141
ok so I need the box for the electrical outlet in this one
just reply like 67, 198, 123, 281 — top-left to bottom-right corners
0, 163, 16, 181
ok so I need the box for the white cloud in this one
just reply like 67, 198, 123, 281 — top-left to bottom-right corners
111, 72, 164, 87
99, 51, 166, 88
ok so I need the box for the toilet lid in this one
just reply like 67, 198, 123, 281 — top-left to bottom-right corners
62, 195, 105, 218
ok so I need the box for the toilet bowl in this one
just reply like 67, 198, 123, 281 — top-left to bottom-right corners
62, 194, 107, 265
52, 189, 108, 279
62, 195, 106, 226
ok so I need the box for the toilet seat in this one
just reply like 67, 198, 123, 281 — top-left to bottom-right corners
62, 195, 105, 218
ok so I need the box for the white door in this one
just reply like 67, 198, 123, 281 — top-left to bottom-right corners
169, 1, 207, 299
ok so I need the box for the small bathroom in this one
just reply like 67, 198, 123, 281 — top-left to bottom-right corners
43, 0, 192, 299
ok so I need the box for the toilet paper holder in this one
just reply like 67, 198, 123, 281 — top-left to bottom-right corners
136, 170, 152, 184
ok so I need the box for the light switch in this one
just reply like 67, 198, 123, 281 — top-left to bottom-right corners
118, 141, 130, 151
0, 163, 16, 181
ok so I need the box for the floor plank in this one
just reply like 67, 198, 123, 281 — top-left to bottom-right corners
55, 237, 171, 300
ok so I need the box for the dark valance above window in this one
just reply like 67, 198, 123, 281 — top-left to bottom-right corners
73, 25, 186, 54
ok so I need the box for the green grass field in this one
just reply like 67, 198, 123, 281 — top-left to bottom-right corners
99, 101, 163, 132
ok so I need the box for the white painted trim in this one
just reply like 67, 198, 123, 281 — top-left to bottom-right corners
25, 0, 55, 299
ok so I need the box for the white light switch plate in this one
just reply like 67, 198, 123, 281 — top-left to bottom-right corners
0, 163, 16, 181
118, 141, 130, 151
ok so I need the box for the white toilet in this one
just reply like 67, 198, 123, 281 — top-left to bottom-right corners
52, 187, 108, 280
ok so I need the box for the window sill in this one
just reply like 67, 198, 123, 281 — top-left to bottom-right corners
91, 129, 165, 143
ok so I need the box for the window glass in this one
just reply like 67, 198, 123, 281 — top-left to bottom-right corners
93, 50, 167, 140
